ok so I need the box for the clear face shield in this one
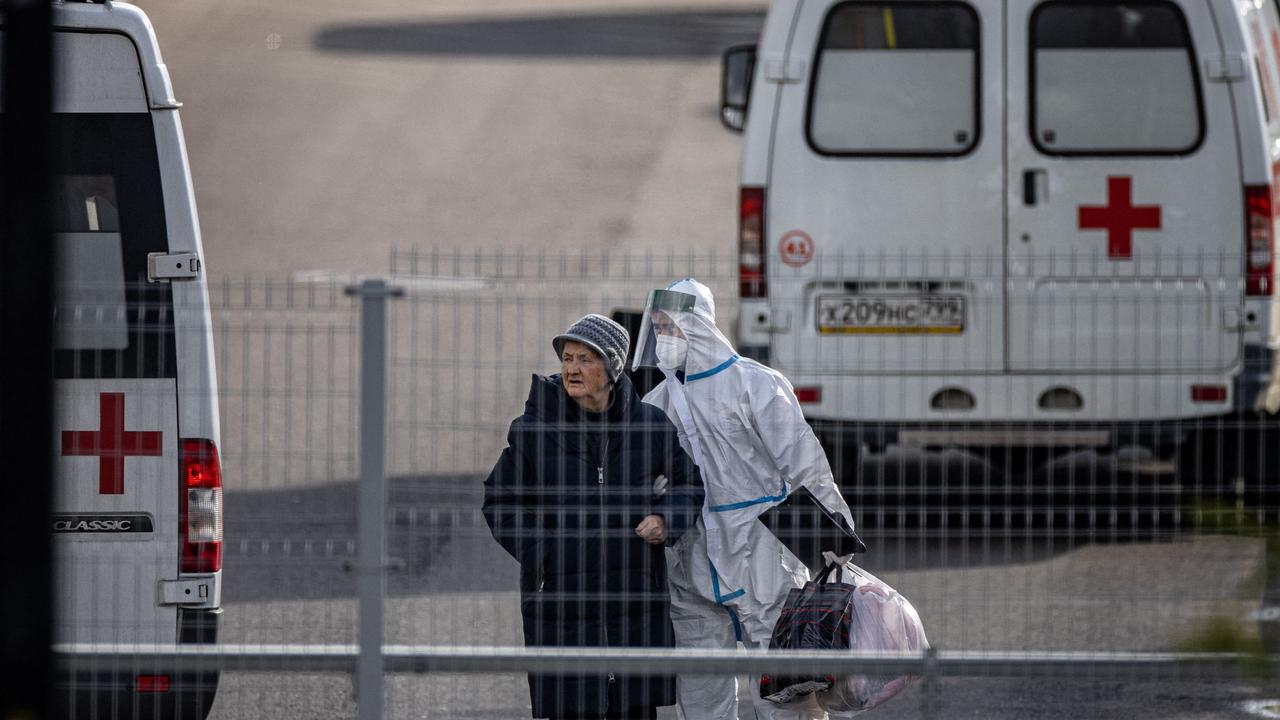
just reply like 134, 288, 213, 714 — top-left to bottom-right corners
632, 289, 696, 371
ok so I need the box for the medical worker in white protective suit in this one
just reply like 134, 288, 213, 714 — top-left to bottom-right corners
633, 279, 858, 720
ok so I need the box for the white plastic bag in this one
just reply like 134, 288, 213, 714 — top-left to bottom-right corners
819, 561, 929, 717
761, 556, 928, 717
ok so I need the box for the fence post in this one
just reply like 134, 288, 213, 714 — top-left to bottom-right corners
348, 278, 403, 720
921, 645, 940, 720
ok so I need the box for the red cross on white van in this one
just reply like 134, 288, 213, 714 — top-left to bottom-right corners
1077, 176, 1162, 260
61, 392, 163, 495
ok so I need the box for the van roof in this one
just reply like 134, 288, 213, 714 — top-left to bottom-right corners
45, 0, 180, 109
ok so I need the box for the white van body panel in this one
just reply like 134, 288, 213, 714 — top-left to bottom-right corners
54, 380, 180, 644
742, 0, 801, 188
742, 0, 1280, 428
1006, 0, 1241, 375
803, 373, 1241, 420
53, 32, 147, 113
1222, 0, 1273, 185
738, 0, 801, 349
44, 0, 221, 525
768, 0, 1005, 376
40, 18, 190, 653
50, 0, 180, 108
153, 109, 221, 442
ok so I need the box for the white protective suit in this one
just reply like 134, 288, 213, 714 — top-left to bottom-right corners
637, 279, 857, 720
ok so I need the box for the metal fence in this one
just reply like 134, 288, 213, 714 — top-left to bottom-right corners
52, 249, 1280, 719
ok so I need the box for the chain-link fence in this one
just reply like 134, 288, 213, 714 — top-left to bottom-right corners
52, 249, 1280, 719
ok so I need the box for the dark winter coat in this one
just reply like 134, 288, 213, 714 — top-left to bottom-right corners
483, 373, 703, 719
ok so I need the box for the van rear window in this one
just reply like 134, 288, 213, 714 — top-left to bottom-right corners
40, 114, 177, 379
807, 2, 980, 156
54, 175, 129, 351
1031, 2, 1203, 154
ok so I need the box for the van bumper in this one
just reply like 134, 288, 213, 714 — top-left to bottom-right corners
811, 419, 1186, 455
55, 608, 221, 720
789, 364, 1275, 424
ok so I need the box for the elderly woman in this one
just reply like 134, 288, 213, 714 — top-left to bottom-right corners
483, 314, 704, 720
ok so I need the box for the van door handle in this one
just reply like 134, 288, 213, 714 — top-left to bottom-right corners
1023, 169, 1047, 206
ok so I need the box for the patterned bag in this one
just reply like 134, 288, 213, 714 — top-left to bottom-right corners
761, 560, 928, 717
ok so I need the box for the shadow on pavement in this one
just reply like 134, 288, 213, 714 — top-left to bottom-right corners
221, 445, 1189, 603
222, 474, 498, 603
313, 9, 765, 59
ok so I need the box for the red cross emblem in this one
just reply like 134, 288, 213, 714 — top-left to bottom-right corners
1078, 176, 1161, 260
61, 393, 163, 495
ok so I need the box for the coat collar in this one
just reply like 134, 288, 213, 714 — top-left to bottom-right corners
524, 373, 635, 424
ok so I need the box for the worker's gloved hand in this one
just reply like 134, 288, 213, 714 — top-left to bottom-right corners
821, 550, 856, 572
635, 514, 667, 545
652, 474, 668, 498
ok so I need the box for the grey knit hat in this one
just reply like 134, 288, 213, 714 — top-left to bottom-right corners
553, 314, 630, 382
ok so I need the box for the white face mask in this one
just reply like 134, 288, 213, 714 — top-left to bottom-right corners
654, 335, 688, 370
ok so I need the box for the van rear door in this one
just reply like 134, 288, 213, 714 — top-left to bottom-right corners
1004, 0, 1243, 374
767, 0, 1005, 375
42, 32, 183, 646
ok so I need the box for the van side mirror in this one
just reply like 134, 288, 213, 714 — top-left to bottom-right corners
720, 44, 757, 133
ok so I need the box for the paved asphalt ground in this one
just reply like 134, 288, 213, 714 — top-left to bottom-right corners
206, 452, 1276, 719
115, 0, 1280, 717
137, 0, 755, 278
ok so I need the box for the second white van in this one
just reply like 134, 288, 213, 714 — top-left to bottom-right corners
721, 0, 1280, 494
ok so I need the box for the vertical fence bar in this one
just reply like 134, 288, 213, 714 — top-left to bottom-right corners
348, 278, 402, 720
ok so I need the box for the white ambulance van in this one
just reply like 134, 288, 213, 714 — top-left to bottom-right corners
2, 1, 223, 717
721, 0, 1280, 490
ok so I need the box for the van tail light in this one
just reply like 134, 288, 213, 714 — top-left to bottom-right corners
794, 386, 822, 404
740, 186, 767, 298
1191, 384, 1228, 403
1246, 185, 1273, 296
180, 439, 223, 573
135, 675, 171, 693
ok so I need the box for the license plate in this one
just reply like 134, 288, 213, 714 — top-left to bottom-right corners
816, 295, 966, 334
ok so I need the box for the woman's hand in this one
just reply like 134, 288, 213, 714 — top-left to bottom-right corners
634, 514, 667, 545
